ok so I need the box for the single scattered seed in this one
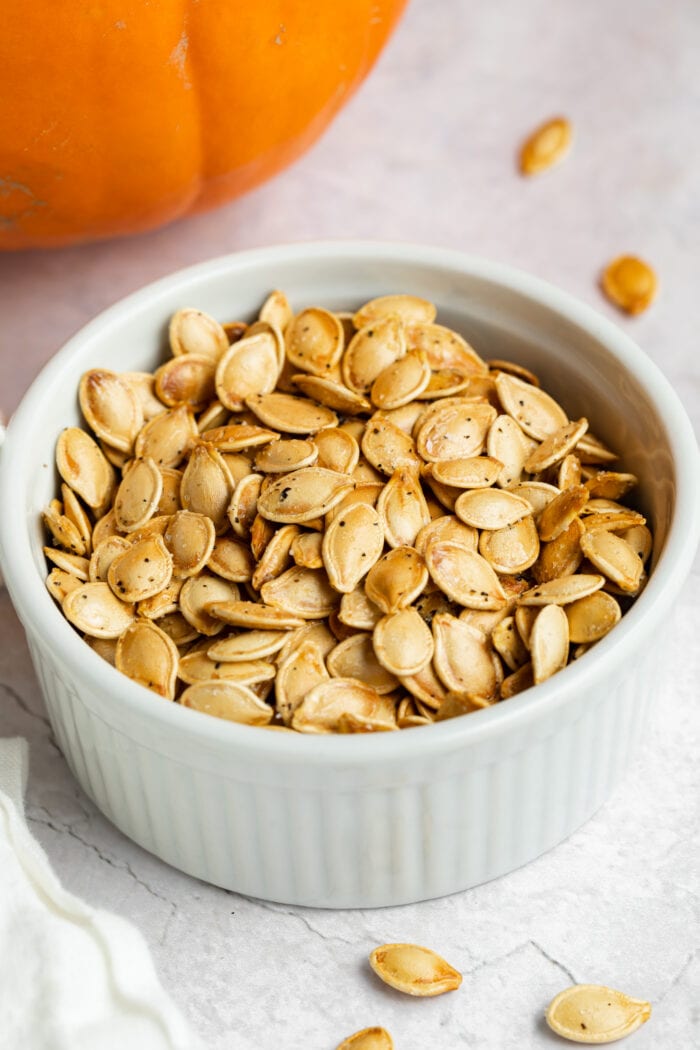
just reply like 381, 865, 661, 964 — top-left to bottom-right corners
520, 116, 573, 175
601, 256, 657, 315
545, 984, 652, 1044
336, 1027, 394, 1050
369, 943, 462, 997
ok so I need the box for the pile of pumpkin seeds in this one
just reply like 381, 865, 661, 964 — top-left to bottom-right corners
43, 291, 652, 731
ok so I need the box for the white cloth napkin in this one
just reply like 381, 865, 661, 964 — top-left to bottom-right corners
0, 738, 199, 1050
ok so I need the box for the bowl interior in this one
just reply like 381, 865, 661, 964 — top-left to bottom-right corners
19, 245, 674, 591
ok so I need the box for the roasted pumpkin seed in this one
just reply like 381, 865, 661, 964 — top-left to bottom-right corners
546, 983, 651, 1044
369, 943, 462, 997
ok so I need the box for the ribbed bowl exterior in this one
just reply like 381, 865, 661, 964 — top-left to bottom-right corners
26, 627, 658, 908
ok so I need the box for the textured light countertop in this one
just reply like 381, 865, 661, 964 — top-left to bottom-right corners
1, 1, 699, 1047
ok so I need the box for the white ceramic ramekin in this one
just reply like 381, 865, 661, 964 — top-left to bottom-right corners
1, 243, 698, 908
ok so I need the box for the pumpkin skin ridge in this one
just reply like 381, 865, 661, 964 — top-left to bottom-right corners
0, 0, 407, 250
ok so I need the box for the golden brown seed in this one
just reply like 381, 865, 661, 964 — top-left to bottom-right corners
361, 416, 422, 476
601, 256, 657, 315
417, 402, 496, 462
524, 418, 589, 474
530, 604, 569, 684
257, 467, 355, 525
455, 488, 532, 530
208, 629, 288, 663
292, 373, 372, 415
327, 633, 398, 693
137, 576, 183, 620
500, 662, 534, 699
353, 294, 436, 329
491, 616, 529, 672
178, 650, 275, 687
399, 661, 447, 709
430, 456, 503, 489
228, 473, 263, 539
108, 534, 173, 603
290, 530, 324, 569
538, 485, 590, 542
181, 680, 274, 725
204, 536, 254, 583
215, 331, 280, 411
584, 471, 638, 500
313, 428, 360, 474
113, 457, 163, 533
519, 116, 572, 175
56, 427, 116, 512
115, 619, 179, 699
371, 350, 431, 409
164, 510, 216, 578
322, 503, 384, 593
169, 308, 229, 361
495, 373, 568, 440
261, 566, 339, 619
565, 591, 622, 644
545, 984, 651, 1044
246, 391, 338, 434
487, 414, 530, 488
275, 639, 331, 724
336, 1027, 394, 1050
292, 677, 388, 734
432, 613, 500, 701
123, 371, 168, 421
79, 369, 144, 453
479, 515, 540, 575
365, 547, 429, 614
519, 574, 605, 606
63, 582, 134, 638
377, 467, 431, 548
415, 515, 478, 556
406, 322, 487, 375
373, 608, 434, 677
43, 547, 90, 580
154, 354, 216, 411
134, 405, 198, 469
180, 444, 234, 534
207, 600, 306, 630
342, 316, 406, 395
46, 568, 85, 603
285, 306, 344, 377
88, 536, 131, 582
369, 944, 462, 997
251, 525, 300, 590
580, 529, 643, 593
201, 423, 280, 452
259, 289, 292, 332
425, 541, 507, 610
254, 438, 318, 473
338, 587, 383, 630
533, 517, 584, 583
179, 573, 240, 635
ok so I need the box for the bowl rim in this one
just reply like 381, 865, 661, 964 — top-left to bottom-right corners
1, 240, 698, 766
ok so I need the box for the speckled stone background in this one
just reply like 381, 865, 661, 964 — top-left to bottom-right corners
0, 1, 699, 1046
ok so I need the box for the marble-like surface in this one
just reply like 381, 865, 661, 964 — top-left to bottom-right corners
1, 0, 699, 1046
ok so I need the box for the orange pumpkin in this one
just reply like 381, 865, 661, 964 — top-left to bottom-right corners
0, 1, 406, 250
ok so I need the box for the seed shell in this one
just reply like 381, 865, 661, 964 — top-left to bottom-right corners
180, 444, 234, 533
63, 582, 134, 638
365, 547, 428, 614
285, 307, 344, 377
432, 613, 500, 700
215, 331, 280, 410
377, 467, 431, 548
246, 392, 337, 434
155, 354, 216, 411
134, 406, 198, 469
371, 350, 431, 409
520, 116, 572, 175
336, 1027, 394, 1050
169, 308, 229, 361
455, 488, 532, 530
116, 619, 179, 699
114, 457, 163, 533
180, 680, 274, 726
275, 639, 331, 724
361, 417, 422, 476
425, 541, 507, 609
56, 427, 116, 512
327, 633, 399, 693
79, 369, 144, 453
519, 574, 605, 606
292, 373, 372, 415
291, 677, 385, 734
254, 438, 318, 474
530, 604, 570, 684
369, 943, 462, 997
373, 608, 434, 677
179, 573, 240, 635
261, 566, 339, 619
580, 529, 643, 592
601, 256, 657, 315
108, 534, 173, 603
495, 373, 568, 440
524, 418, 589, 474
323, 503, 384, 593
353, 294, 436, 329
164, 510, 216, 578
257, 468, 355, 524
545, 984, 651, 1044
